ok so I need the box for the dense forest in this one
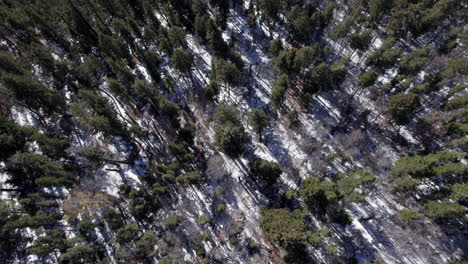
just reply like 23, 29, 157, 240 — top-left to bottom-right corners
0, 0, 466, 263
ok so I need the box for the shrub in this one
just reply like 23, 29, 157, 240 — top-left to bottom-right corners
135, 231, 157, 252
176, 171, 203, 185
423, 201, 465, 220
306, 232, 323, 247
260, 209, 306, 247
450, 184, 468, 201
392, 151, 464, 178
331, 209, 352, 226
216, 203, 226, 213
393, 177, 419, 192
248, 240, 261, 254
326, 245, 338, 255
445, 96, 468, 111
116, 223, 139, 244
198, 215, 210, 225
153, 183, 168, 194
443, 57, 468, 78
398, 209, 421, 221
285, 189, 297, 200
164, 215, 182, 228
77, 219, 96, 239
103, 209, 124, 231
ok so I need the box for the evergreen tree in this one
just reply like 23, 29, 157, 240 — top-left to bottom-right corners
250, 159, 281, 182
248, 109, 270, 140
388, 93, 420, 125
213, 104, 249, 157
171, 49, 193, 73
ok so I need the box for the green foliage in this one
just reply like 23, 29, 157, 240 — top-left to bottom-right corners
135, 231, 157, 253
294, 45, 321, 71
214, 59, 242, 87
77, 145, 109, 169
271, 74, 289, 109
387, 93, 420, 124
326, 245, 338, 255
248, 108, 269, 139
194, 14, 209, 40
77, 219, 96, 239
0, 117, 35, 160
350, 30, 372, 52
306, 232, 323, 247
1, 73, 65, 115
393, 177, 420, 192
423, 201, 465, 220
159, 98, 180, 127
247, 240, 260, 254
300, 176, 340, 210
367, 40, 402, 68
60, 244, 96, 264
387, 0, 461, 37
153, 183, 168, 195
213, 104, 249, 157
287, 6, 317, 43
159, 258, 173, 264
443, 58, 468, 77
304, 61, 347, 94
256, 0, 281, 25
206, 80, 220, 99
168, 26, 188, 49
337, 170, 376, 197
250, 159, 282, 183
450, 184, 468, 201
274, 49, 298, 75
77, 89, 126, 137
116, 223, 140, 244
198, 215, 210, 225
331, 209, 352, 226
129, 188, 160, 220
171, 49, 193, 73
0, 51, 24, 75
270, 37, 283, 57
392, 151, 465, 179
5, 152, 73, 188
445, 96, 468, 111
260, 209, 306, 247
358, 70, 378, 88
399, 48, 429, 75
285, 189, 297, 200
398, 209, 421, 221
103, 208, 124, 231
216, 203, 226, 213
207, 23, 229, 57
164, 215, 182, 228
176, 171, 203, 185
30, 229, 66, 257
364, 258, 388, 264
